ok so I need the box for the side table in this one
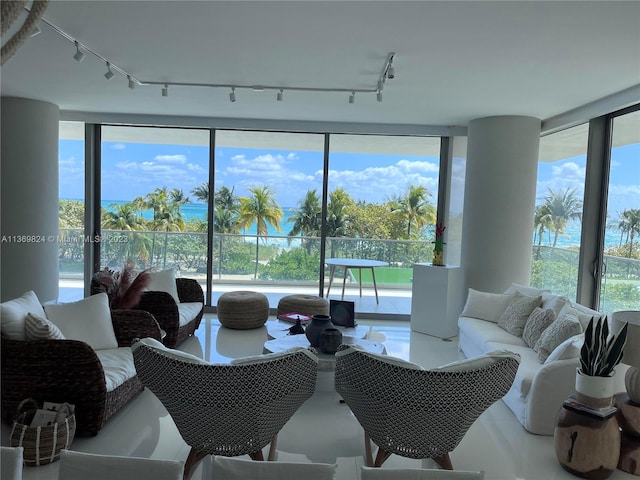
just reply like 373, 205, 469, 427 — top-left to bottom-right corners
554, 402, 620, 479
615, 392, 640, 475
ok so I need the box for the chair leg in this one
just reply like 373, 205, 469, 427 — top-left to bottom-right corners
364, 432, 374, 467
267, 434, 278, 461
433, 453, 453, 470
249, 450, 265, 461
184, 447, 207, 480
373, 448, 392, 467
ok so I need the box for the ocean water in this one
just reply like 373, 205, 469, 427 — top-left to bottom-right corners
98, 200, 622, 247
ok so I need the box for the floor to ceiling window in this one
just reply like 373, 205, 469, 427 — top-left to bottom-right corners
213, 130, 325, 293
326, 134, 441, 291
99, 126, 210, 293
600, 108, 640, 313
58, 121, 85, 302
532, 124, 588, 299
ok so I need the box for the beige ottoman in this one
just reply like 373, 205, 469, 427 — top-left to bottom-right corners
217, 291, 269, 329
277, 294, 329, 318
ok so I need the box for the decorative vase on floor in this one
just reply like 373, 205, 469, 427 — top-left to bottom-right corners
575, 368, 616, 409
305, 314, 332, 348
319, 328, 343, 354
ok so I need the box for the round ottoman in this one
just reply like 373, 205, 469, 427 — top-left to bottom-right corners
277, 294, 329, 318
217, 291, 269, 329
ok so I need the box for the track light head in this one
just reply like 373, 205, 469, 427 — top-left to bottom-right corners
377, 90, 383, 102
104, 62, 115, 80
277, 89, 283, 101
73, 41, 85, 63
162, 84, 168, 97
128, 76, 135, 89
229, 88, 236, 103
387, 66, 395, 80
348, 91, 355, 104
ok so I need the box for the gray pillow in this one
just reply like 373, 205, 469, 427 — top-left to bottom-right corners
535, 314, 583, 363
522, 307, 556, 349
497, 291, 542, 337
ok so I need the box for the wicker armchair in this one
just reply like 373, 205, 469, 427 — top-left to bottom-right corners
1, 310, 162, 436
132, 339, 318, 480
335, 345, 520, 470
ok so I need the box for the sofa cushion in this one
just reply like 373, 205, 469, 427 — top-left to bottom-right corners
535, 314, 583, 363
434, 349, 520, 372
25, 312, 65, 340
44, 293, 118, 351
95, 348, 138, 392
498, 291, 542, 337
133, 337, 210, 365
545, 333, 584, 364
0, 290, 46, 340
460, 289, 513, 323
541, 294, 568, 316
232, 346, 319, 365
147, 268, 180, 304
177, 302, 203, 327
504, 283, 550, 297
211, 456, 337, 480
563, 301, 604, 330
522, 308, 556, 349
458, 317, 527, 349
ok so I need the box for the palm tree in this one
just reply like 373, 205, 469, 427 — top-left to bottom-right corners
101, 202, 151, 263
169, 188, 190, 216
215, 186, 237, 211
618, 208, 640, 258
541, 188, 583, 247
287, 189, 322, 250
237, 186, 283, 279
326, 188, 352, 238
191, 182, 210, 203
533, 204, 553, 246
392, 184, 436, 239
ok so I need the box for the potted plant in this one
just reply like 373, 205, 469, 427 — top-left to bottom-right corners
576, 316, 628, 409
91, 261, 152, 309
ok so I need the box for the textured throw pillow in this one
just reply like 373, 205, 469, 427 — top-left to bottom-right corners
534, 314, 583, 363
522, 307, 556, 349
497, 291, 542, 337
147, 268, 180, 304
25, 312, 65, 340
0, 290, 46, 340
44, 293, 118, 350
460, 289, 514, 323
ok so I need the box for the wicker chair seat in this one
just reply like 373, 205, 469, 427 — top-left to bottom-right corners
277, 295, 329, 317
217, 291, 269, 329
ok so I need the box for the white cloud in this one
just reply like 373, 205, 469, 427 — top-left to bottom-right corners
111, 143, 126, 150
396, 159, 440, 173
551, 162, 585, 179
155, 154, 187, 164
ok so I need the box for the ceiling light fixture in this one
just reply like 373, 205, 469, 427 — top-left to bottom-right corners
162, 84, 168, 97
104, 62, 114, 80
25, 9, 396, 105
73, 40, 85, 62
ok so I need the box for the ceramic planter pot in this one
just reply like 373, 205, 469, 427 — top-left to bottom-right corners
305, 314, 332, 348
575, 367, 615, 409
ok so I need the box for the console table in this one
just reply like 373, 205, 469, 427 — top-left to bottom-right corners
325, 258, 388, 304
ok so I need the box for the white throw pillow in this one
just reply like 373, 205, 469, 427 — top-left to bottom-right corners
498, 291, 542, 337
44, 293, 118, 350
545, 334, 584, 364
0, 446, 23, 480
535, 314, 583, 363
147, 268, 180, 304
522, 307, 556, 349
133, 337, 209, 365
541, 293, 568, 316
211, 456, 337, 480
460, 289, 514, 323
0, 290, 46, 340
434, 349, 520, 372
563, 300, 604, 331
504, 282, 550, 297
335, 344, 423, 370
58, 450, 183, 480
231, 346, 318, 365
25, 313, 65, 340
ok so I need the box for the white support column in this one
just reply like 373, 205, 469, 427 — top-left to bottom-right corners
1, 97, 60, 302
461, 115, 541, 295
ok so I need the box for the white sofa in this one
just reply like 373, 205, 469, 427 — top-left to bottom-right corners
457, 283, 627, 435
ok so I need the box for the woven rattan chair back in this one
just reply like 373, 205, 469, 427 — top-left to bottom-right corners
132, 341, 318, 479
335, 346, 519, 469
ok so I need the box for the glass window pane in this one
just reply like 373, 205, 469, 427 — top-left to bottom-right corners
600, 109, 640, 313
58, 121, 85, 302
533, 124, 588, 298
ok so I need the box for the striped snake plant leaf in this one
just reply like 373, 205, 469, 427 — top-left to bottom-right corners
601, 321, 628, 377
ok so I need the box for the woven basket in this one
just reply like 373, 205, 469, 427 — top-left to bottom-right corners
10, 399, 76, 466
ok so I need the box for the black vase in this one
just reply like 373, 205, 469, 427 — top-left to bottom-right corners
305, 314, 332, 347
320, 328, 343, 354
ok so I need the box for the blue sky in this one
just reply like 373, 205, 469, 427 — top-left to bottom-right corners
59, 140, 637, 220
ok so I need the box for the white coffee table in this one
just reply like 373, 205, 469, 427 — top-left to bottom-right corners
267, 320, 369, 341
263, 334, 385, 371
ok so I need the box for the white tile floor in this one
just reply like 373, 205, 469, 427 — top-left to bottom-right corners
3, 315, 635, 480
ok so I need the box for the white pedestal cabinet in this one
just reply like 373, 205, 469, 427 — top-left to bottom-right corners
410, 263, 463, 339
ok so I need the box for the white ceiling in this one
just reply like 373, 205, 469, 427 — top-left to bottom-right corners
1, 1, 639, 129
